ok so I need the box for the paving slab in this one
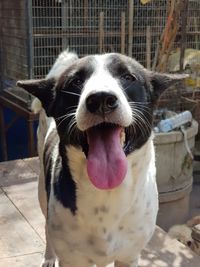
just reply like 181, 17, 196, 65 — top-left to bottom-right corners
0, 188, 44, 258
23, 157, 40, 175
140, 226, 200, 267
3, 181, 45, 242
0, 159, 37, 187
0, 253, 43, 267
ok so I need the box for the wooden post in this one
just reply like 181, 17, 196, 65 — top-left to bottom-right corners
0, 106, 8, 161
121, 12, 126, 54
194, 17, 199, 50
99, 12, 104, 53
128, 0, 133, 57
180, 0, 189, 71
146, 26, 151, 69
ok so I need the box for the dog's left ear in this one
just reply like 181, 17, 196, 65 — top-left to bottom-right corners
17, 78, 56, 115
149, 72, 188, 101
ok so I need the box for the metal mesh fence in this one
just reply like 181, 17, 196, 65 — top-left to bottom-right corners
31, 0, 130, 78
31, 0, 170, 78
0, 0, 199, 85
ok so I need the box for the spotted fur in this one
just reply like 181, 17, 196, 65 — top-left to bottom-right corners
17, 50, 187, 267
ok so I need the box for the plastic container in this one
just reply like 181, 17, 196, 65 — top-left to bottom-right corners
157, 111, 192, 133
155, 120, 199, 231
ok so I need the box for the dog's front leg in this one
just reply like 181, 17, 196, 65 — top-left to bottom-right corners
40, 224, 57, 267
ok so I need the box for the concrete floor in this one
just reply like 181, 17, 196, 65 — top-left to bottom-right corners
0, 157, 199, 267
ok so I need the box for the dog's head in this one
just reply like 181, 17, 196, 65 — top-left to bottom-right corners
17, 53, 187, 190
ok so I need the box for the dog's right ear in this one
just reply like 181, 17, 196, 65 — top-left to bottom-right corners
17, 78, 56, 115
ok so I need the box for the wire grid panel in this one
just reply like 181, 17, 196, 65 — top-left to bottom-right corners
132, 0, 168, 68
175, 0, 200, 51
31, 0, 200, 79
32, 0, 129, 79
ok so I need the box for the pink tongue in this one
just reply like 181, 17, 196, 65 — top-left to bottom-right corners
87, 126, 127, 190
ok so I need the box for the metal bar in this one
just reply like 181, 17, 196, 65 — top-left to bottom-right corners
128, 0, 133, 57
179, 0, 189, 72
146, 26, 151, 70
121, 12, 126, 54
26, 0, 34, 79
99, 12, 104, 53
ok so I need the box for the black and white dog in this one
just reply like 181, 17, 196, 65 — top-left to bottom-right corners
17, 51, 186, 267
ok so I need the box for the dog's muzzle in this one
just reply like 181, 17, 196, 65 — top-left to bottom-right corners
86, 92, 118, 115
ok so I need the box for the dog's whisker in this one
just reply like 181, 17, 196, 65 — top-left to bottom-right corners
129, 101, 150, 104
56, 113, 76, 129
134, 112, 151, 135
130, 103, 153, 122
60, 90, 81, 97
130, 106, 152, 117
65, 106, 78, 111
56, 112, 76, 122
55, 112, 76, 122
129, 103, 150, 109
67, 119, 78, 139
132, 109, 151, 139
132, 112, 146, 139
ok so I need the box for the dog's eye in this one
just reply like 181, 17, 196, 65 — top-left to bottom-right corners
187, 241, 192, 247
72, 77, 83, 86
121, 74, 137, 82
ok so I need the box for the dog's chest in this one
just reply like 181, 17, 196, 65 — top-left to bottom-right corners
48, 140, 158, 263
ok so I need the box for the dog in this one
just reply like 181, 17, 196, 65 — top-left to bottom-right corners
17, 50, 187, 267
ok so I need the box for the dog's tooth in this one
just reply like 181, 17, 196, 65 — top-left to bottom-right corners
120, 129, 125, 146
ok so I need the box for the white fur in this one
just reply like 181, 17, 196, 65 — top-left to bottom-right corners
38, 50, 78, 267
47, 49, 78, 79
37, 50, 158, 267
47, 137, 158, 267
76, 55, 133, 131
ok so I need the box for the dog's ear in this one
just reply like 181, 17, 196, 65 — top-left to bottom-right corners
17, 78, 56, 115
149, 72, 188, 101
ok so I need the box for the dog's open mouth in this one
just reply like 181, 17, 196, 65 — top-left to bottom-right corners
85, 123, 127, 190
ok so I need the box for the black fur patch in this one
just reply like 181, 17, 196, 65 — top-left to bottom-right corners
106, 54, 153, 154
52, 58, 95, 147
53, 143, 77, 215
44, 129, 77, 215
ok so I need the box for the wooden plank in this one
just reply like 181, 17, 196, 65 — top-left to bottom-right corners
0, 0, 25, 10
0, 106, 8, 161
121, 12, 126, 54
0, 253, 43, 267
0, 189, 44, 258
2, 35, 27, 50
99, 12, 104, 53
128, 0, 134, 57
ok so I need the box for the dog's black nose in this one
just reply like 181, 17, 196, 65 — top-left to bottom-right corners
86, 92, 118, 114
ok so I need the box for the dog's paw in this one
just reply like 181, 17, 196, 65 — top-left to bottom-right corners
40, 259, 56, 267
